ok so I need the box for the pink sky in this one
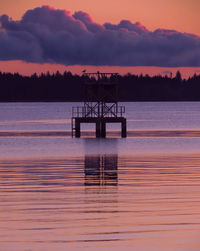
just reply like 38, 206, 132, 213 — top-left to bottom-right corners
0, 0, 199, 76
0, 61, 199, 79
1, 0, 200, 35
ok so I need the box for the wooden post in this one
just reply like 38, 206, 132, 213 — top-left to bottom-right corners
96, 120, 101, 138
75, 119, 81, 138
101, 121, 106, 138
121, 119, 127, 138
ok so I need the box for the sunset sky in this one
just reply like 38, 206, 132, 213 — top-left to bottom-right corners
0, 0, 200, 77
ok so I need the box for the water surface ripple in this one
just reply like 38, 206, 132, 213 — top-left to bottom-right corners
1, 102, 200, 250
0, 154, 200, 251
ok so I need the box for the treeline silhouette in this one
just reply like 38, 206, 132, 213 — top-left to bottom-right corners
0, 70, 200, 101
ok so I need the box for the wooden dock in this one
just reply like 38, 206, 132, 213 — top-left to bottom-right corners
72, 117, 127, 138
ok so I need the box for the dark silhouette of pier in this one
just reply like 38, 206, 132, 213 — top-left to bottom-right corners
84, 154, 118, 186
72, 72, 127, 138
83, 138, 118, 186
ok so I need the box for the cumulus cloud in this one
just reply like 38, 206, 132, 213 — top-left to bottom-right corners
0, 5, 200, 66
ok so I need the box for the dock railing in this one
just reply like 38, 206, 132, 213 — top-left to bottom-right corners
72, 105, 125, 118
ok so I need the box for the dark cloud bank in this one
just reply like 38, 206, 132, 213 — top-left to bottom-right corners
0, 6, 200, 67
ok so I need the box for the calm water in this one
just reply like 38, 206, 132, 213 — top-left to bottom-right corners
0, 102, 200, 251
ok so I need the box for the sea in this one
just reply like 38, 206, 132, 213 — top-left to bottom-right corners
0, 102, 200, 251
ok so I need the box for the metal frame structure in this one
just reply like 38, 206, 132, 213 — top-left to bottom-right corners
72, 72, 127, 138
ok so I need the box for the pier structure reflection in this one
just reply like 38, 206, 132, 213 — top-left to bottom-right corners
84, 139, 118, 186
84, 154, 118, 186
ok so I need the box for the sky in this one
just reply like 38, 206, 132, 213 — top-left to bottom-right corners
0, 0, 200, 77
1, 0, 200, 35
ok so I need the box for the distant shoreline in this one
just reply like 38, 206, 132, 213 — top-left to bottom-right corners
0, 70, 200, 102
1, 99, 200, 103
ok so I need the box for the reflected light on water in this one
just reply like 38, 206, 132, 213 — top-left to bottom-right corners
1, 102, 200, 250
84, 154, 118, 187
1, 152, 200, 250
